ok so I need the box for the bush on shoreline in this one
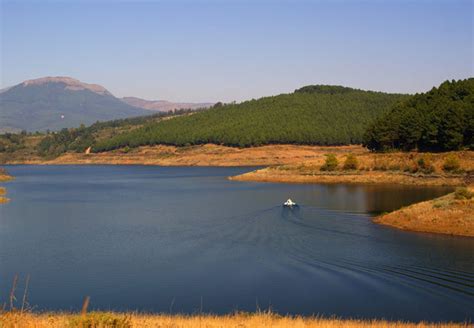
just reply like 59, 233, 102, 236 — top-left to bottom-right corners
320, 154, 338, 171
343, 154, 358, 170
454, 187, 473, 200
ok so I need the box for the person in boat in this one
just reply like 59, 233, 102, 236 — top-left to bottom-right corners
283, 198, 296, 207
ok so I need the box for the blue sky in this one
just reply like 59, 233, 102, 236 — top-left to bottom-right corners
1, 0, 472, 102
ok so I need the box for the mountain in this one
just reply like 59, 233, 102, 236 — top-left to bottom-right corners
93, 85, 409, 151
364, 78, 474, 152
0, 77, 150, 133
121, 96, 213, 112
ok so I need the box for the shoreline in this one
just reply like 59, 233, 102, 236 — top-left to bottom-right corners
0, 168, 12, 203
374, 188, 474, 237
2, 146, 474, 236
1, 144, 366, 167
0, 311, 468, 328
3, 144, 472, 187
230, 168, 466, 187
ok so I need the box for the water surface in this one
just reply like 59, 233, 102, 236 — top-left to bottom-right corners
0, 165, 472, 322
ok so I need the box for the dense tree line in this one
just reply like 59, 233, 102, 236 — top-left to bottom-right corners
37, 125, 95, 156
93, 86, 407, 151
364, 78, 474, 152
0, 132, 27, 153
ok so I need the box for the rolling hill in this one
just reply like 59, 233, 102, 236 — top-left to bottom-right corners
93, 85, 409, 151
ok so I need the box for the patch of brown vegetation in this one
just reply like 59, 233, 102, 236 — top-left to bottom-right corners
4, 144, 365, 166
0, 311, 467, 328
231, 168, 466, 186
3, 145, 473, 186
374, 188, 474, 237
231, 150, 473, 186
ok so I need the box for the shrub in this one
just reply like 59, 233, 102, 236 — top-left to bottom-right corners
454, 187, 473, 200
442, 154, 461, 172
343, 154, 358, 170
68, 312, 131, 328
417, 154, 435, 174
320, 154, 338, 171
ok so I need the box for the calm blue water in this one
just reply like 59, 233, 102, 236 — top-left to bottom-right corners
0, 165, 472, 322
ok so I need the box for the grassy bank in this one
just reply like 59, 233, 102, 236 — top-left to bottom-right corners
230, 150, 473, 186
0, 311, 469, 328
2, 144, 365, 166
374, 187, 474, 237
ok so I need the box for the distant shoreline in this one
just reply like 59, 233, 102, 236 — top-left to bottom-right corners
1, 144, 365, 167
230, 168, 466, 187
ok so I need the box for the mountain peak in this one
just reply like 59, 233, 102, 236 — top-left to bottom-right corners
22, 76, 112, 96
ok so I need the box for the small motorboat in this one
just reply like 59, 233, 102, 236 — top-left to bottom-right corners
283, 198, 297, 207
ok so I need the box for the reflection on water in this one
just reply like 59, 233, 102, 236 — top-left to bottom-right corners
0, 165, 471, 322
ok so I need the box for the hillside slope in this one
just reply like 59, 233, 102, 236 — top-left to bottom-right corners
94, 85, 408, 151
0, 77, 150, 132
364, 78, 474, 152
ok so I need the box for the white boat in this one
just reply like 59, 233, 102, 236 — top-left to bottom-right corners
283, 198, 297, 207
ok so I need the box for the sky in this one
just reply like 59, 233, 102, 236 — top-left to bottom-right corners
1, 0, 473, 102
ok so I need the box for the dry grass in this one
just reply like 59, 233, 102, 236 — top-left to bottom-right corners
231, 150, 474, 186
2, 144, 365, 166
0, 311, 469, 328
4, 144, 473, 187
374, 187, 474, 237
2, 278, 467, 327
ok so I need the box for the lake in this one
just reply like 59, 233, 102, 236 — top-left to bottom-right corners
0, 165, 472, 322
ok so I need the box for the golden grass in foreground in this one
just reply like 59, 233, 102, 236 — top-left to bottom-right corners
375, 187, 474, 237
0, 311, 469, 328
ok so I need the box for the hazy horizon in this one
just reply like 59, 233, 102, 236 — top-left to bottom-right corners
1, 0, 473, 102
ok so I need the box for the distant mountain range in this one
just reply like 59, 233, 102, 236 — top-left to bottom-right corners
121, 97, 213, 112
0, 77, 213, 133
